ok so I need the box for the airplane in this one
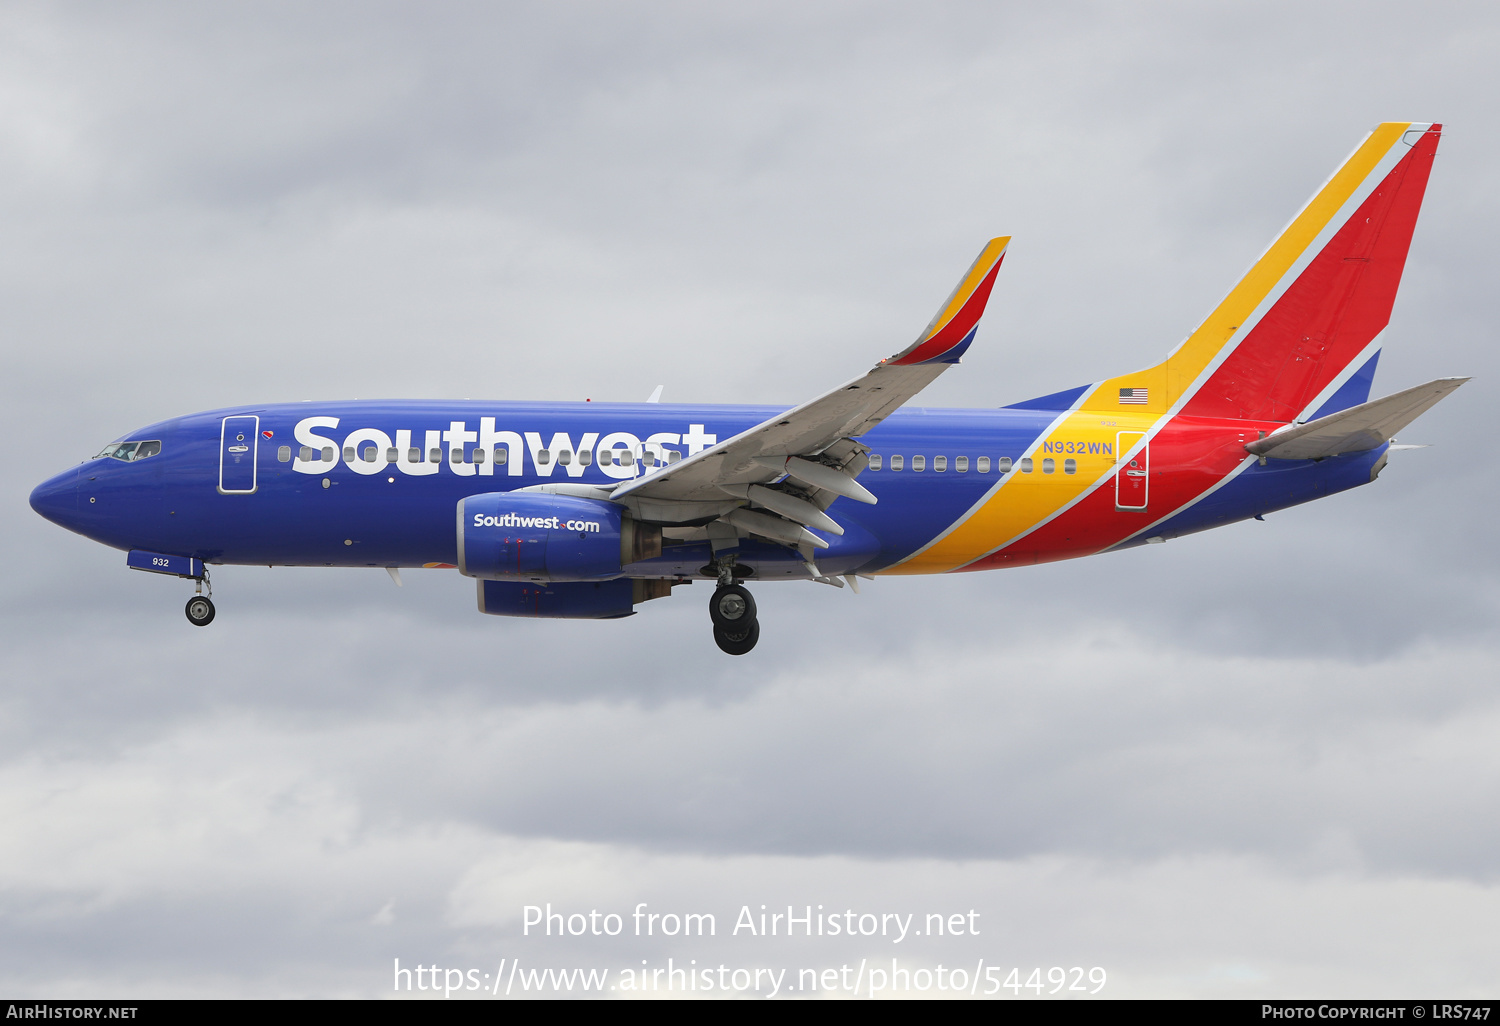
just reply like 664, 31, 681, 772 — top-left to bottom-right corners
29, 121, 1467, 655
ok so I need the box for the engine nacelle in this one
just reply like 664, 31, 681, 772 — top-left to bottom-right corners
458, 491, 633, 582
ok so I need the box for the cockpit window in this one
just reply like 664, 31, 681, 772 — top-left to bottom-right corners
95, 440, 161, 462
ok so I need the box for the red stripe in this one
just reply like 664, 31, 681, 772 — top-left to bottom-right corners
1187, 127, 1439, 422
890, 254, 1006, 366
960, 128, 1440, 571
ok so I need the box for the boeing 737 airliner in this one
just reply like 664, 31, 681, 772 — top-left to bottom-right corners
30, 122, 1466, 654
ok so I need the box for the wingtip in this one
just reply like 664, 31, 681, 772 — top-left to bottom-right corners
887, 237, 1010, 367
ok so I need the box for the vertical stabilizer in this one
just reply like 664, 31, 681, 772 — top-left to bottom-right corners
899, 123, 1445, 576
1082, 122, 1440, 422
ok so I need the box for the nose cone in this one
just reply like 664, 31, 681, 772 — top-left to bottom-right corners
30, 467, 81, 531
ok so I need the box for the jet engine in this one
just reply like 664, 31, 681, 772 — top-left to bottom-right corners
456, 491, 659, 582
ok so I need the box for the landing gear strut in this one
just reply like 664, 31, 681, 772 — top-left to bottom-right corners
709, 563, 759, 655
185, 570, 215, 627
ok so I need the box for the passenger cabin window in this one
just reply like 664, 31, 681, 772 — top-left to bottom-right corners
955, 456, 968, 472
494, 448, 508, 465
869, 454, 882, 471
1064, 458, 1077, 475
323, 447, 336, 462
559, 450, 572, 465
474, 449, 487, 464
642, 451, 657, 467
579, 449, 593, 466
363, 446, 378, 462
1042, 457, 1055, 474
537, 449, 551, 465
407, 448, 420, 462
934, 456, 947, 472
912, 455, 926, 472
977, 456, 990, 473
300, 446, 313, 462
998, 457, 1012, 473
343, 447, 355, 461
429, 447, 442, 463
890, 455, 904, 471
278, 446, 291, 462
667, 450, 681, 464
1020, 457, 1033, 473
385, 447, 398, 462
599, 449, 614, 466
450, 449, 463, 464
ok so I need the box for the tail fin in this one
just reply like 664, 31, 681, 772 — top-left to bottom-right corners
1077, 122, 1441, 421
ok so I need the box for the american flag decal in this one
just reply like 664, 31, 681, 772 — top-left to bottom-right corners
1118, 387, 1149, 404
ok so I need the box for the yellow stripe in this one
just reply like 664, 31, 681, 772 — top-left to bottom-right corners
920, 237, 1010, 342
881, 412, 1156, 574
887, 123, 1410, 574
1082, 121, 1410, 413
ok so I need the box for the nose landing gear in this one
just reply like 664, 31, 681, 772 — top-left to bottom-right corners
185, 595, 216, 626
184, 570, 215, 627
709, 577, 759, 656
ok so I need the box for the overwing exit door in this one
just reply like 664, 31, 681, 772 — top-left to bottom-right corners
1115, 431, 1148, 510
219, 415, 259, 494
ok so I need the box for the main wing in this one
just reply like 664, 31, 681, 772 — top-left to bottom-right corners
609, 238, 1010, 537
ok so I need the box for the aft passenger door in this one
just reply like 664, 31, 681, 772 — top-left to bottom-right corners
1115, 431, 1148, 510
219, 415, 259, 494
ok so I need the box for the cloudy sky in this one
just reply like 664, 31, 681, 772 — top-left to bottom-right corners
3, 0, 1497, 999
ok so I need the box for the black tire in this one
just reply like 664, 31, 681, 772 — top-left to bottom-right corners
185, 596, 216, 627
713, 618, 759, 655
709, 584, 756, 628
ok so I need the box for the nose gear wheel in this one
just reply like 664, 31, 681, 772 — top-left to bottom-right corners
185, 596, 216, 626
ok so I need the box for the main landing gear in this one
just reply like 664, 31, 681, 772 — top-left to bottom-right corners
709, 578, 759, 656
184, 570, 215, 627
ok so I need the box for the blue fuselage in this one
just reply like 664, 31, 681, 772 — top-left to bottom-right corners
29, 399, 1383, 580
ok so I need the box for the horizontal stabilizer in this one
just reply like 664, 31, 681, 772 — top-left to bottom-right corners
1245, 377, 1469, 460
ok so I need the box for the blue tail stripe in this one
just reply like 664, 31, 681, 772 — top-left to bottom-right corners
1309, 350, 1381, 420
1003, 383, 1091, 411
